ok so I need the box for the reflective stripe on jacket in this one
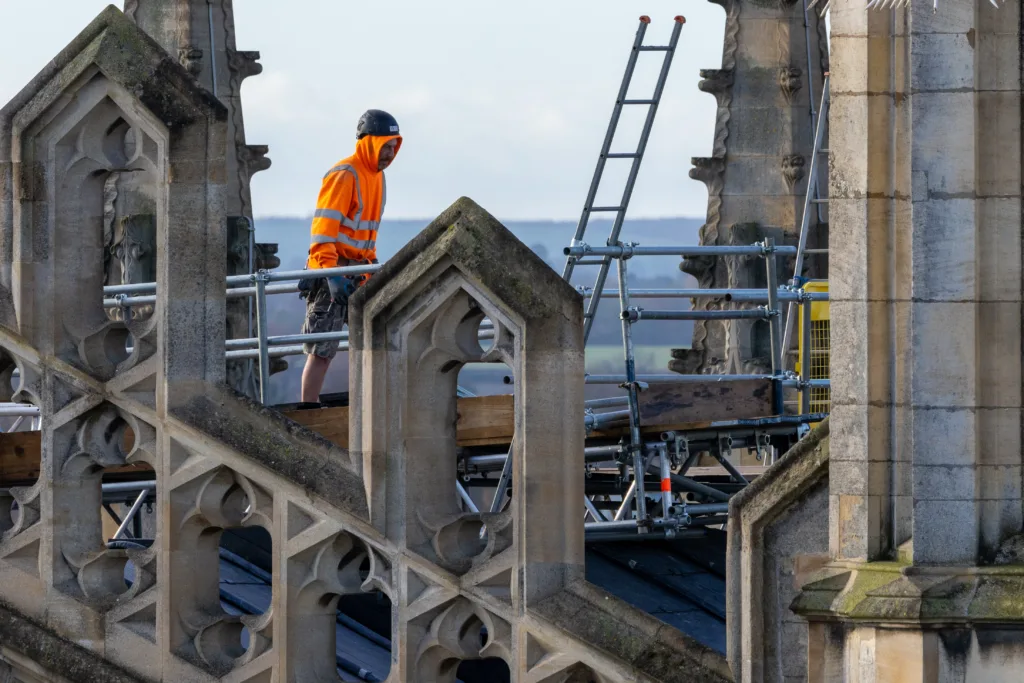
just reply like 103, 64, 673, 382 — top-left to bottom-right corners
306, 133, 402, 268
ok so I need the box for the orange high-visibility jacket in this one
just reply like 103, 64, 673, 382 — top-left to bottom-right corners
306, 133, 402, 269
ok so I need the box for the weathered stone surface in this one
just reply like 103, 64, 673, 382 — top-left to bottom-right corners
128, 1, 270, 398
0, 24, 727, 676
0, 599, 145, 683
727, 419, 830, 683
676, 0, 829, 376
774, 0, 1024, 680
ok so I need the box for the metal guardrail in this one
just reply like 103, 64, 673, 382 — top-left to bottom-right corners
87, 243, 833, 541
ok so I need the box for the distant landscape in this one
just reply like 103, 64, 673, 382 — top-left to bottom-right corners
254, 216, 705, 404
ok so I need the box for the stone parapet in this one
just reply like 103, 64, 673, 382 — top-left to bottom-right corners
726, 420, 830, 683
0, 10, 729, 675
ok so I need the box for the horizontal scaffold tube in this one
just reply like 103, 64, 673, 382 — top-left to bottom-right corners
581, 287, 829, 303
564, 244, 798, 258
103, 263, 383, 306
584, 373, 832, 389
622, 307, 772, 322
225, 325, 495, 351
0, 404, 40, 417
586, 373, 770, 384
584, 396, 630, 409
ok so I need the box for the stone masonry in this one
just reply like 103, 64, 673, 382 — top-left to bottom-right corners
674, 0, 829, 376
727, 0, 1024, 681
127, 0, 280, 397
0, 7, 732, 681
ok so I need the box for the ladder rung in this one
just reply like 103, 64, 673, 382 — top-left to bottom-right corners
818, 148, 830, 154
638, 46, 672, 52
605, 153, 639, 159
804, 249, 829, 254
588, 206, 624, 212
622, 99, 657, 105
811, 199, 829, 204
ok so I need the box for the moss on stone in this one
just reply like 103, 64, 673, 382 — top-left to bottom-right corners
0, 599, 148, 682
794, 561, 1024, 625
1, 4, 225, 150
968, 575, 1024, 621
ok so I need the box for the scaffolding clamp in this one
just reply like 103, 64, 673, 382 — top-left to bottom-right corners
113, 293, 133, 318
755, 431, 771, 462
619, 379, 649, 393
718, 434, 733, 463
609, 240, 639, 260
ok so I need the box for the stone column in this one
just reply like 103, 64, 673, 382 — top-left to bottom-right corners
675, 0, 829, 376
127, 0, 279, 396
793, 1, 1024, 679
826, 0, 1022, 567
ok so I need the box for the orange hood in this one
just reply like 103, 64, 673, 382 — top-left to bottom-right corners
355, 134, 402, 173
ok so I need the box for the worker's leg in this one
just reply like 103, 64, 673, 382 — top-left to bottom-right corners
298, 280, 346, 404
300, 355, 331, 403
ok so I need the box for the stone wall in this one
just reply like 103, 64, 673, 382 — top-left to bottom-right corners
786, 0, 1024, 680
0, 9, 732, 680
727, 420, 829, 683
125, 0, 279, 397
675, 0, 829, 376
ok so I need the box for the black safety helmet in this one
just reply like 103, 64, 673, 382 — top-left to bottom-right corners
356, 109, 400, 139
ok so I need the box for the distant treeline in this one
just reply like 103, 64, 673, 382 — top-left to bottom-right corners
256, 216, 703, 404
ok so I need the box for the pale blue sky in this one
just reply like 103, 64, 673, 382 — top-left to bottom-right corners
0, 2, 728, 220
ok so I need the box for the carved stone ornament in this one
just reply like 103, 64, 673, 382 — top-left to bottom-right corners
781, 154, 806, 191
778, 66, 803, 103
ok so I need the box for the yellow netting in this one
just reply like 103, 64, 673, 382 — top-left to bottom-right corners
796, 282, 830, 416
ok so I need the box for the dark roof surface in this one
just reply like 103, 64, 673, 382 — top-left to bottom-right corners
210, 528, 728, 682
585, 530, 728, 654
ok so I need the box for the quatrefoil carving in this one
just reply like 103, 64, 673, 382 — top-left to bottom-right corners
63, 405, 156, 476
0, 484, 40, 542
181, 467, 273, 531
52, 405, 157, 610
419, 289, 514, 369
174, 466, 274, 674
296, 531, 393, 606
420, 509, 514, 575
413, 598, 512, 683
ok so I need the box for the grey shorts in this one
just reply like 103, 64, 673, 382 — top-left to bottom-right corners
301, 282, 347, 360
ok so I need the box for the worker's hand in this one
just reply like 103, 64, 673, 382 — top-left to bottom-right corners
326, 276, 357, 305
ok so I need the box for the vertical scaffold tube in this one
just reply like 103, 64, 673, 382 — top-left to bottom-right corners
617, 254, 647, 527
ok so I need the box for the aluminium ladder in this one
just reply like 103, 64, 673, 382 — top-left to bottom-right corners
781, 73, 830, 357
560, 15, 685, 531
561, 14, 686, 344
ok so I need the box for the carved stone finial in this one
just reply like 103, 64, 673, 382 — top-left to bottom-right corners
240, 144, 271, 176
254, 243, 281, 271
698, 68, 735, 95
778, 66, 803, 103
781, 154, 806, 191
227, 49, 263, 81
689, 156, 727, 188
178, 45, 204, 77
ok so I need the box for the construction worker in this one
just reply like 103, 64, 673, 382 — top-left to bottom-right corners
297, 109, 402, 404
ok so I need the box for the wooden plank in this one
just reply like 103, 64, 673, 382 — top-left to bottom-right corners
453, 395, 514, 446
635, 379, 773, 426
283, 406, 349, 446
0, 396, 518, 486
279, 394, 516, 449
0, 389, 786, 486
0, 432, 41, 485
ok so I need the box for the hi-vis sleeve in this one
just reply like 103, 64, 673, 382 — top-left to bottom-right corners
307, 166, 358, 269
